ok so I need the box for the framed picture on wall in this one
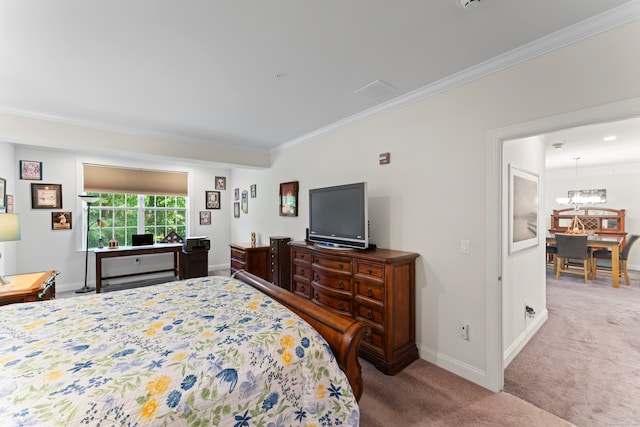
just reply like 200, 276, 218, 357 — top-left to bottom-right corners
279, 181, 298, 217
6, 194, 14, 214
31, 183, 62, 209
0, 177, 5, 211
205, 190, 220, 209
241, 190, 248, 213
52, 211, 72, 230
199, 210, 211, 225
508, 165, 539, 254
234, 202, 240, 218
20, 160, 42, 180
234, 188, 239, 201
215, 176, 226, 190
250, 184, 256, 198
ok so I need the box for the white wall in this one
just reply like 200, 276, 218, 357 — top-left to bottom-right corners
230, 20, 640, 390
546, 162, 640, 268
11, 145, 232, 292
502, 137, 547, 367
0, 142, 17, 276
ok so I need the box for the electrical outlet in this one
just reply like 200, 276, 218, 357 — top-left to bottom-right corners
460, 323, 469, 340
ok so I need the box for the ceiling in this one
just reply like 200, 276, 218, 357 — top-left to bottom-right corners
1, 0, 638, 158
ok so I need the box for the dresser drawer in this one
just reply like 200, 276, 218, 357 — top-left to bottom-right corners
362, 325, 384, 353
293, 280, 312, 298
355, 280, 383, 302
355, 260, 385, 279
313, 255, 351, 272
231, 259, 246, 271
313, 269, 352, 291
293, 263, 311, 280
292, 248, 312, 263
356, 302, 384, 327
230, 248, 246, 261
313, 288, 352, 316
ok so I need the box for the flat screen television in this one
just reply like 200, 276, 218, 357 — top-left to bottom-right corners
308, 182, 369, 249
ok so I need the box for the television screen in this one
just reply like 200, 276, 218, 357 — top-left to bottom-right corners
308, 182, 368, 249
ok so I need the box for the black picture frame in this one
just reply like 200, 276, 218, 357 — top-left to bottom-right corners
234, 188, 239, 201
31, 183, 62, 209
279, 181, 298, 217
20, 160, 43, 180
199, 210, 211, 225
234, 202, 240, 218
205, 190, 220, 209
250, 184, 256, 198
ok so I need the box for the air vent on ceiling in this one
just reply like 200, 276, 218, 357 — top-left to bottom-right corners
356, 80, 398, 100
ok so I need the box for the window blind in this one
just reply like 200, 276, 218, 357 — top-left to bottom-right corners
83, 164, 188, 196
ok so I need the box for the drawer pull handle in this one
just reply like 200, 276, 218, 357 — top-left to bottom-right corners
367, 269, 373, 274
300, 271, 305, 276
365, 335, 372, 343
367, 309, 373, 319
338, 263, 344, 269
366, 288, 373, 297
315, 274, 319, 280
338, 301, 344, 311
338, 280, 344, 289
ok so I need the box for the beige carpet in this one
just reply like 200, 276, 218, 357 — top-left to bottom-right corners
359, 358, 573, 426
504, 268, 640, 426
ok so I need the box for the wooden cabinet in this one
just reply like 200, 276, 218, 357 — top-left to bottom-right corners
230, 242, 270, 281
290, 241, 419, 375
179, 250, 209, 279
269, 236, 291, 290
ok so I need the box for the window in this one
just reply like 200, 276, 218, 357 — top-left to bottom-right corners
85, 192, 187, 248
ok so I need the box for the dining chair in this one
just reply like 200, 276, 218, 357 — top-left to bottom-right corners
555, 234, 591, 284
546, 245, 558, 274
592, 234, 639, 285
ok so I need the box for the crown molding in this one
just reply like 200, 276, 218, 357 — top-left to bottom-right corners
275, 1, 640, 154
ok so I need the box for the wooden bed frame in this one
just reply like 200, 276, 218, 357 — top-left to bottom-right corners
233, 270, 369, 401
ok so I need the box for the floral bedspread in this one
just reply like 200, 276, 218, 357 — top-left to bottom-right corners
0, 276, 359, 426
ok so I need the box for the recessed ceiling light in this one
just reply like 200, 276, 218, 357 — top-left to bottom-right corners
603, 135, 617, 141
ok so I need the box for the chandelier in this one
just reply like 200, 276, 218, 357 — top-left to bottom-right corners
555, 157, 602, 209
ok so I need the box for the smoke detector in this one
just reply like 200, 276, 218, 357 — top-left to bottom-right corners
458, 0, 480, 10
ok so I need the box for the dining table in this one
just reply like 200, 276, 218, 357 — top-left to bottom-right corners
546, 234, 625, 288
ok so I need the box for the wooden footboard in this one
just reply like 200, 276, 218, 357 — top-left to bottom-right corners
233, 270, 369, 401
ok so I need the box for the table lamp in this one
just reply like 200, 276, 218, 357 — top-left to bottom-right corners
0, 213, 21, 286
77, 195, 100, 293
97, 218, 108, 249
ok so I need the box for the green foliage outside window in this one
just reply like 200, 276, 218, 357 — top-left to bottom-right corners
84, 193, 187, 248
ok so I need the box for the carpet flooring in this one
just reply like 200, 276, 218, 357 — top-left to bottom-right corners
359, 358, 572, 426
504, 268, 640, 426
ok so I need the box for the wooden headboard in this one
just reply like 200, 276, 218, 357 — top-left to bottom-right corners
549, 207, 626, 241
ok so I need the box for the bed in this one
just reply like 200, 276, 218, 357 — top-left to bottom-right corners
0, 271, 368, 426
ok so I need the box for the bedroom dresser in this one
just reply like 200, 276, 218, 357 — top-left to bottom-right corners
289, 241, 419, 375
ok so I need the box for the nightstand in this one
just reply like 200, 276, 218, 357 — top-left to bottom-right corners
0, 270, 58, 306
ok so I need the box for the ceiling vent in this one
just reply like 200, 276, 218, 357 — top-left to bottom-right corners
458, 0, 480, 10
356, 80, 398, 100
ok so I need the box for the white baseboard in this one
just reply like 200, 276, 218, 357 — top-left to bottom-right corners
418, 345, 490, 391
503, 308, 549, 368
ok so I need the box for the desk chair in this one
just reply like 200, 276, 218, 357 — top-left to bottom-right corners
592, 234, 639, 285
555, 234, 591, 284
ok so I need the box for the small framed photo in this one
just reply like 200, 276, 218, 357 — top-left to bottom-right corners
205, 190, 220, 209
215, 176, 226, 190
279, 181, 298, 217
241, 190, 249, 214
199, 210, 211, 225
234, 202, 240, 218
20, 160, 43, 180
250, 184, 256, 198
31, 183, 62, 209
0, 177, 5, 211
52, 211, 72, 230
6, 194, 14, 214
509, 165, 539, 254
234, 188, 239, 201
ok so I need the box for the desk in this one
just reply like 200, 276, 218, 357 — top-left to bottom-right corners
0, 270, 58, 306
546, 235, 623, 288
95, 244, 182, 293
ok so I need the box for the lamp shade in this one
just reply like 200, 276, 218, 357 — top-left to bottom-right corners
0, 214, 21, 242
78, 195, 100, 204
